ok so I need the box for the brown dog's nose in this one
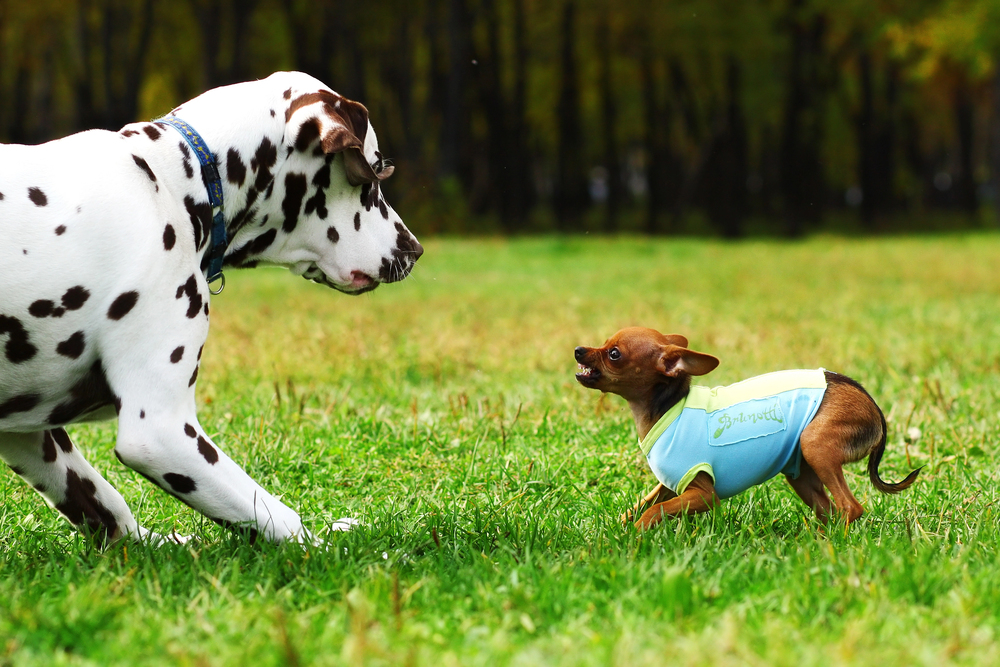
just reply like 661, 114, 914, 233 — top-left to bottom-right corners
574, 347, 587, 361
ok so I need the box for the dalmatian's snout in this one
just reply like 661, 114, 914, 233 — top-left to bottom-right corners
378, 224, 423, 284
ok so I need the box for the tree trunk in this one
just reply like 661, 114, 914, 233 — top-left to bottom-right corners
954, 81, 978, 214
440, 0, 471, 183
856, 48, 876, 227
702, 57, 748, 238
228, 0, 259, 84
8, 62, 30, 143
74, 0, 101, 131
508, 0, 533, 227
476, 0, 511, 224
639, 43, 663, 234
194, 0, 224, 90
554, 0, 587, 231
598, 10, 622, 233
779, 0, 827, 237
992, 64, 1000, 221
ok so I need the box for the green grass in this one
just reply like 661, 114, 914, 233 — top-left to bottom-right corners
4, 234, 1000, 665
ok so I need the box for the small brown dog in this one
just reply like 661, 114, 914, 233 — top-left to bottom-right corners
575, 327, 919, 530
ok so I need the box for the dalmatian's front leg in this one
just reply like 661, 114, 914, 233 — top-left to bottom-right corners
114, 407, 324, 543
102, 272, 354, 544
0, 430, 186, 545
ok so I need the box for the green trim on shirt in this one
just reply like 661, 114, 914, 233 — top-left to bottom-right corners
640, 396, 687, 456
675, 463, 715, 494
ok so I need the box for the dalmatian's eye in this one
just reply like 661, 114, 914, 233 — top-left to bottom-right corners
608, 347, 621, 361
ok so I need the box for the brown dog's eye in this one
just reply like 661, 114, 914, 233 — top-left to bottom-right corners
608, 347, 621, 361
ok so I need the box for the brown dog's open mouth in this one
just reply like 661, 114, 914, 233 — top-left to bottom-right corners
576, 364, 601, 384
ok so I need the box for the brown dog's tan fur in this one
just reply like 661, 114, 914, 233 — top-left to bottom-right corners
575, 327, 920, 530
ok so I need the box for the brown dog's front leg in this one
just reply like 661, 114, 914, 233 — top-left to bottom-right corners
635, 472, 719, 530
621, 483, 677, 525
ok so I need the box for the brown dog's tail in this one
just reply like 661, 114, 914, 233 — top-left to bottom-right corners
868, 406, 922, 494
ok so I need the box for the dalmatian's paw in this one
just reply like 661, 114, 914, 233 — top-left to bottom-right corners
290, 518, 360, 550
129, 526, 192, 546
329, 517, 360, 532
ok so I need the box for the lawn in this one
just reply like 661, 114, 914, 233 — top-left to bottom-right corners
2, 234, 1000, 666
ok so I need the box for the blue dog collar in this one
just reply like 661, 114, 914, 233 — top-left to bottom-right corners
156, 116, 227, 292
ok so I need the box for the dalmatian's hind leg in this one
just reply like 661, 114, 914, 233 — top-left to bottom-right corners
0, 429, 188, 545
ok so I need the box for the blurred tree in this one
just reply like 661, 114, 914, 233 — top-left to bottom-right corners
73, 0, 155, 131
697, 57, 749, 238
191, 0, 261, 89
886, 0, 1000, 214
780, 0, 830, 237
596, 8, 623, 232
0, 0, 996, 233
554, 0, 588, 231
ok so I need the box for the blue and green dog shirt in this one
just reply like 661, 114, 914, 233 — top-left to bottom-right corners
639, 369, 828, 499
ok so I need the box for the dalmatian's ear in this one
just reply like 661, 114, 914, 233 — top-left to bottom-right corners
284, 91, 393, 187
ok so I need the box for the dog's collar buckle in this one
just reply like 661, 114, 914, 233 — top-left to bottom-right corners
155, 115, 227, 290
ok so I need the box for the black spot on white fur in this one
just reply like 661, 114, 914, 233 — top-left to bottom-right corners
184, 196, 211, 250
0, 394, 40, 419
56, 331, 86, 359
163, 224, 176, 250
107, 291, 139, 320
179, 142, 194, 179
48, 359, 116, 425
62, 286, 90, 310
175, 275, 203, 319
164, 473, 196, 494
132, 155, 158, 190
304, 159, 332, 219
223, 229, 277, 268
56, 468, 118, 545
295, 118, 321, 152
251, 137, 278, 192
52, 428, 73, 453
28, 187, 48, 206
281, 173, 308, 233
29, 300, 56, 318
0, 315, 37, 363
42, 431, 58, 462
226, 148, 247, 187
197, 436, 218, 464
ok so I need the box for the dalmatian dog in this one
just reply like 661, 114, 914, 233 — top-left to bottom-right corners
0, 71, 422, 545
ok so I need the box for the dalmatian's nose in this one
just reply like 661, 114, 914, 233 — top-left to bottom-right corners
410, 237, 425, 262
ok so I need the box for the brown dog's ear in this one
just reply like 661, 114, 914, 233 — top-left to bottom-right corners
661, 333, 689, 348
657, 348, 720, 377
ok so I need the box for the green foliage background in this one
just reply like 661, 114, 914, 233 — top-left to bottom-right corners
2, 0, 1000, 233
